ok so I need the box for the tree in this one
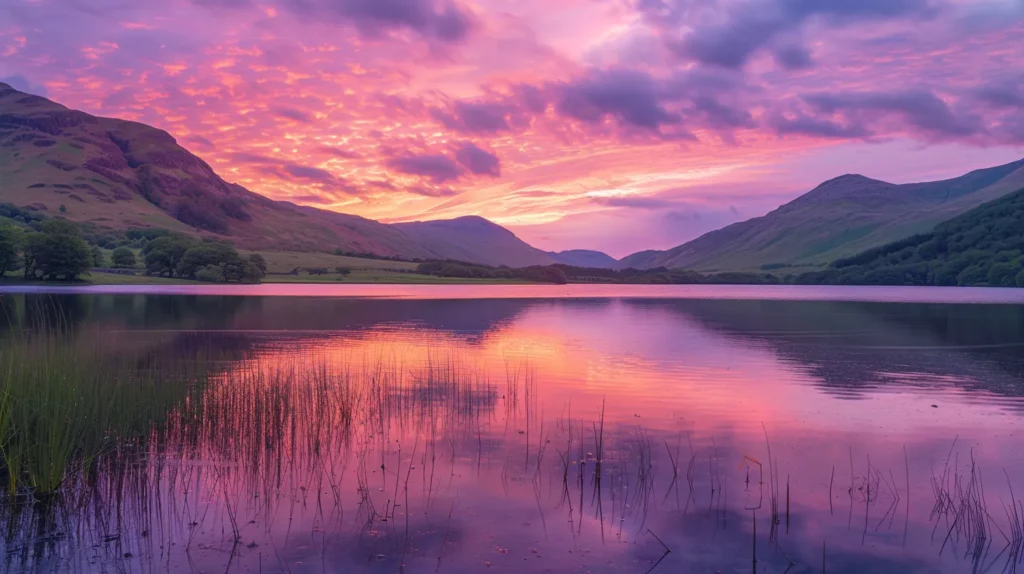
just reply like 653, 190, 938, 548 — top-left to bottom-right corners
249, 254, 267, 275
111, 247, 137, 269
143, 235, 195, 276
1017, 267, 1024, 288
0, 225, 21, 279
22, 219, 90, 281
988, 261, 1021, 287
175, 242, 239, 279
90, 245, 105, 267
335, 266, 352, 276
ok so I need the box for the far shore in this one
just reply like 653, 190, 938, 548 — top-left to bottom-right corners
1, 270, 535, 286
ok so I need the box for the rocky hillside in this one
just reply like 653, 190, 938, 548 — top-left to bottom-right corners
0, 82, 553, 266
619, 159, 1024, 271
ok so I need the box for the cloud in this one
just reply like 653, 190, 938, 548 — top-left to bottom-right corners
229, 152, 349, 187
454, 142, 500, 177
804, 89, 986, 139
183, 134, 217, 150
271, 106, 314, 123
431, 101, 512, 134
768, 112, 871, 139
975, 77, 1024, 109
591, 196, 683, 209
556, 68, 680, 130
282, 163, 336, 182
386, 153, 463, 183
0, 75, 47, 96
317, 146, 362, 159
643, 0, 938, 69
773, 43, 813, 70
242, 0, 476, 43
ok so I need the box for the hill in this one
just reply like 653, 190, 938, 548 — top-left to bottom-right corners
0, 82, 555, 267
797, 186, 1024, 287
547, 249, 617, 268
619, 159, 1024, 271
394, 216, 556, 268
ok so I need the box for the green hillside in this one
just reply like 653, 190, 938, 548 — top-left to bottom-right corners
797, 186, 1024, 287
619, 160, 1024, 272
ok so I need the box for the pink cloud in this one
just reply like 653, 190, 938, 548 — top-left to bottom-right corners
0, 0, 1022, 252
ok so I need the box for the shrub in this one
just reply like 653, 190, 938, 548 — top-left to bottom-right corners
89, 245, 104, 267
111, 247, 137, 268
194, 264, 223, 282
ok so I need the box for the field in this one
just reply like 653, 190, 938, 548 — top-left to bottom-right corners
239, 250, 420, 273
265, 269, 529, 284
3, 269, 530, 285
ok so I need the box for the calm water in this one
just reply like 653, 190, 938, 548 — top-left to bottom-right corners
2, 285, 1024, 573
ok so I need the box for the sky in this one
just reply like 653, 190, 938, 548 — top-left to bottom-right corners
2, 0, 1024, 257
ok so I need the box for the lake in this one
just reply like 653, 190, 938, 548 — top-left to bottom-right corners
2, 285, 1024, 573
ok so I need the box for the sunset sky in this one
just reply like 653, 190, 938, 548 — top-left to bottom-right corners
2, 0, 1023, 256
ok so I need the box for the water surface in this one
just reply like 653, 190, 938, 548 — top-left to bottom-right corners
2, 286, 1023, 573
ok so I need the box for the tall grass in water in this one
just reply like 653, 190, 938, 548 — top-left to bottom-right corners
0, 329, 206, 495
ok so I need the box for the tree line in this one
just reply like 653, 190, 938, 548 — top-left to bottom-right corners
415, 261, 781, 285
0, 209, 267, 283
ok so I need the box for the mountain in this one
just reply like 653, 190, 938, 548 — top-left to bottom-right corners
620, 159, 1024, 271
547, 249, 617, 268
798, 184, 1024, 287
0, 82, 555, 267
394, 216, 556, 268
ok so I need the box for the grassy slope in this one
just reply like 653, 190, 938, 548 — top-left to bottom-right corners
240, 250, 419, 273
265, 270, 529, 284
620, 159, 1024, 272
798, 186, 1024, 286
2, 269, 531, 285
393, 216, 556, 267
0, 82, 552, 267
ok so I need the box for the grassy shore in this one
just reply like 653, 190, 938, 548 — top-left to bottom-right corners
2, 269, 532, 286
265, 269, 529, 284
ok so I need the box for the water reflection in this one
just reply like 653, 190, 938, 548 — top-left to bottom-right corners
1, 292, 1024, 573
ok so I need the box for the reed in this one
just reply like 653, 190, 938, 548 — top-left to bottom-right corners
0, 329, 205, 495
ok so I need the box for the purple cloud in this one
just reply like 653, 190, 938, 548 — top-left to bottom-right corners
184, 134, 217, 151
431, 101, 512, 134
556, 68, 680, 130
317, 146, 362, 159
454, 142, 500, 177
975, 77, 1024, 109
229, 152, 349, 186
271, 106, 314, 123
276, 0, 473, 43
282, 163, 336, 182
0, 75, 47, 96
773, 44, 813, 70
386, 153, 462, 183
768, 112, 871, 139
644, 0, 937, 69
804, 89, 985, 139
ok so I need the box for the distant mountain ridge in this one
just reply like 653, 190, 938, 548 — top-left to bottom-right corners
0, 82, 553, 268
547, 249, 617, 268
619, 159, 1024, 271
394, 216, 556, 268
